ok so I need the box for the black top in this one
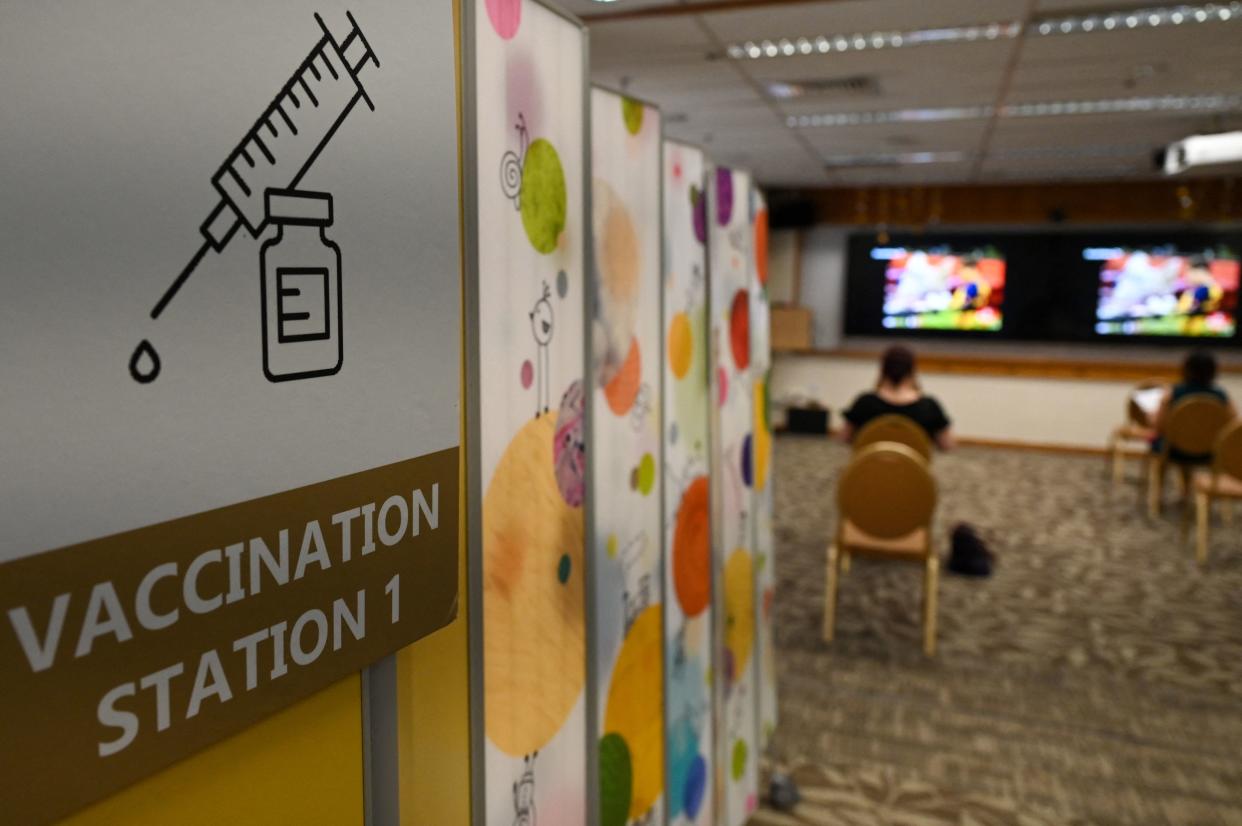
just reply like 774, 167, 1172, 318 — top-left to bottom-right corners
843, 392, 951, 441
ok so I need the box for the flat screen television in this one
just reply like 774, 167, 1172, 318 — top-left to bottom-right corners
875, 245, 1006, 332
1092, 245, 1239, 338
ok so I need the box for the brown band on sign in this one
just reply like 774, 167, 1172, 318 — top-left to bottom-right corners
0, 448, 459, 824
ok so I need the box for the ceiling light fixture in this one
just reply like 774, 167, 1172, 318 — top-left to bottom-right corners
1034, 2, 1241, 37
822, 150, 968, 167
727, 3, 1240, 61
729, 22, 1021, 60
1002, 93, 1242, 117
787, 106, 993, 128
788, 94, 1242, 128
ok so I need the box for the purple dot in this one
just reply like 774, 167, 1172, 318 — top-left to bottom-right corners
715, 167, 734, 226
520, 360, 533, 389
741, 433, 753, 487
684, 755, 707, 818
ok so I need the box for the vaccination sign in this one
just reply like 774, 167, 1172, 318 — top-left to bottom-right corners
0, 2, 461, 820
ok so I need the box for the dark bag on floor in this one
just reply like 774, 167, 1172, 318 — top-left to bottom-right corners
947, 522, 994, 577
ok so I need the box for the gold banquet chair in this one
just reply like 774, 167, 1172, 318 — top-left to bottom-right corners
823, 442, 940, 656
1194, 420, 1242, 566
1148, 395, 1233, 519
853, 413, 934, 462
1107, 378, 1163, 484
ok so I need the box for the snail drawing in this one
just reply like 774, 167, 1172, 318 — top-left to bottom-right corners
529, 281, 554, 417
500, 113, 529, 211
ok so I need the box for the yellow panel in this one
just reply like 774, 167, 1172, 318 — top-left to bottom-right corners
61, 676, 364, 826
397, 596, 470, 825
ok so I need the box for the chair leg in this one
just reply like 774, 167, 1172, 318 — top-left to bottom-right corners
1109, 436, 1123, 484
1196, 492, 1210, 567
1222, 500, 1235, 528
823, 543, 840, 642
1147, 459, 1163, 518
841, 552, 851, 574
1179, 467, 1194, 538
923, 555, 939, 657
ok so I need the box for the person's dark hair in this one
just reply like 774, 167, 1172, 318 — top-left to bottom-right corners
1183, 350, 1218, 386
879, 345, 916, 386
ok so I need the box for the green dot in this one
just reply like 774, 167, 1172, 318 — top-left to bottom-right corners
520, 139, 567, 254
557, 553, 571, 584
599, 733, 632, 826
622, 97, 644, 135
731, 739, 748, 781
637, 453, 656, 496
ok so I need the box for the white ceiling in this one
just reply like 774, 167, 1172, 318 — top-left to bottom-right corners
565, 0, 1242, 187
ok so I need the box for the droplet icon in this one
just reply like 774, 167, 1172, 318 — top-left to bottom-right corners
129, 339, 161, 384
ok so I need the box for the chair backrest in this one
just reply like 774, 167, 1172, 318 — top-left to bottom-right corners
838, 442, 936, 541
1213, 420, 1242, 480
1127, 378, 1166, 426
853, 413, 934, 461
1163, 394, 1232, 456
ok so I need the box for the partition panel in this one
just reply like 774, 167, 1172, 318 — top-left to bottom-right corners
749, 191, 778, 748
707, 167, 759, 826
587, 87, 665, 826
662, 141, 715, 826
466, 2, 589, 824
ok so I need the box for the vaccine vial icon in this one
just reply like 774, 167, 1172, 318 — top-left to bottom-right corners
260, 189, 343, 382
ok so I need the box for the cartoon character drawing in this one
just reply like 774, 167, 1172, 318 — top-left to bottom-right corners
618, 531, 652, 630
530, 282, 554, 417
500, 114, 529, 211
1098, 251, 1182, 320
885, 251, 956, 315
512, 752, 537, 826
949, 260, 992, 312
630, 382, 653, 431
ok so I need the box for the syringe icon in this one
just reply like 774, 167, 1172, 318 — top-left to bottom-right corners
129, 11, 379, 383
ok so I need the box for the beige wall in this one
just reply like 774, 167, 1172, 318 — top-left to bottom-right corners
767, 229, 800, 304
772, 353, 1242, 449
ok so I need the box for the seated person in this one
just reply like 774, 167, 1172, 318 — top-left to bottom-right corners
839, 345, 955, 451
1152, 350, 1237, 463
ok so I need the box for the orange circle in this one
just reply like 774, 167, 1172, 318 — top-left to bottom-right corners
483, 413, 585, 756
729, 290, 750, 371
754, 208, 769, 285
667, 312, 693, 379
673, 476, 711, 617
605, 337, 642, 415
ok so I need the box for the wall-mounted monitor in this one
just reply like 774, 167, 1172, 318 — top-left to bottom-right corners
1092, 245, 1239, 338
845, 230, 1242, 346
875, 245, 1006, 332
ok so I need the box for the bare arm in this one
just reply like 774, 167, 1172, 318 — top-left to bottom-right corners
935, 427, 955, 452
835, 421, 854, 443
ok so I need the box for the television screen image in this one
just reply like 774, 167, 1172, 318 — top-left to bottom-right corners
876, 246, 1006, 331
1093, 246, 1239, 338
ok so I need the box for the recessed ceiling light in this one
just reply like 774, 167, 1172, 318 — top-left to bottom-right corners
821, 150, 968, 168
788, 94, 1242, 129
726, 4, 1241, 61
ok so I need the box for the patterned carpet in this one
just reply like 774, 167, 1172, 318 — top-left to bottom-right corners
753, 436, 1242, 826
